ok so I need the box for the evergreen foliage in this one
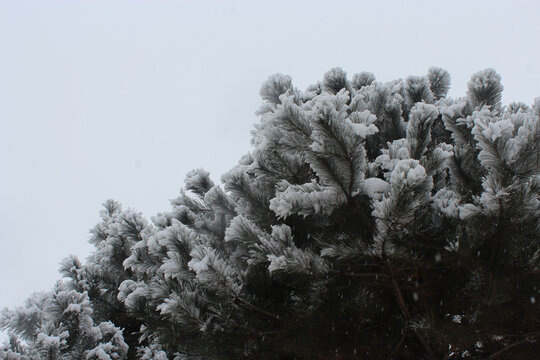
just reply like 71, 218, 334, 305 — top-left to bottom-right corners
2, 67, 539, 359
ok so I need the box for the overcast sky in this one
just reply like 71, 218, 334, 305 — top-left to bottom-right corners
0, 0, 539, 314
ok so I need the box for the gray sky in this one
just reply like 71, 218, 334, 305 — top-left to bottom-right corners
0, 0, 538, 313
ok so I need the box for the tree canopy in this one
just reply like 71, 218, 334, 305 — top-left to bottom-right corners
2, 67, 539, 360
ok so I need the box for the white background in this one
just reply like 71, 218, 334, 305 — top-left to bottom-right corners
1, 0, 538, 318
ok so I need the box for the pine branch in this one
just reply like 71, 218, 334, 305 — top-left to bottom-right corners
329, 269, 390, 279
387, 332, 407, 360
488, 338, 530, 359
388, 265, 411, 319
234, 297, 281, 321
92, 296, 126, 314
384, 257, 436, 359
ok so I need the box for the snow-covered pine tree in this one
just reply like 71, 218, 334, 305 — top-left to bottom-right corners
2, 67, 539, 359
0, 200, 153, 359
59, 200, 150, 358
0, 282, 128, 359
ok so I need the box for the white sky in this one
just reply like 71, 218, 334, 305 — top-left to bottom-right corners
0, 0, 539, 313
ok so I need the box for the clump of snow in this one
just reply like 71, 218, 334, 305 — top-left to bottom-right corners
432, 188, 460, 218
476, 177, 510, 215
504, 112, 533, 164
188, 253, 210, 274
459, 203, 479, 220
86, 347, 111, 360
348, 110, 378, 138
441, 102, 467, 125
309, 135, 326, 153
266, 247, 328, 276
267, 255, 287, 273
117, 280, 137, 302
390, 159, 427, 188
86, 327, 128, 360
65, 303, 82, 314
349, 122, 379, 138
375, 139, 410, 178
480, 119, 514, 142
117, 281, 150, 309
433, 142, 453, 161
139, 346, 169, 360
269, 180, 347, 219
36, 333, 65, 350
363, 178, 389, 200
